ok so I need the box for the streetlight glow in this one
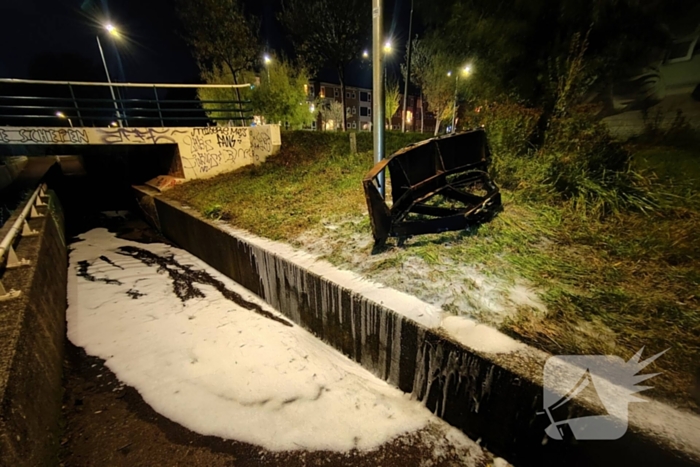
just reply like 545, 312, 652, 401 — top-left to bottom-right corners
105, 23, 118, 36
383, 40, 392, 53
463, 64, 472, 75
264, 54, 271, 65
56, 111, 65, 118
362, 50, 369, 58
447, 71, 452, 77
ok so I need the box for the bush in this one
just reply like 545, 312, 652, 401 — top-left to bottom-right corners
480, 103, 659, 217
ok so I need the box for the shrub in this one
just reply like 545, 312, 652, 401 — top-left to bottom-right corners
480, 103, 659, 217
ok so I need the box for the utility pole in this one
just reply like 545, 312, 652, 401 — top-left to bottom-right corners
401, 0, 414, 133
372, 0, 385, 197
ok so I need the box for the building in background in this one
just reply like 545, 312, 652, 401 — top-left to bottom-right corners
307, 81, 436, 133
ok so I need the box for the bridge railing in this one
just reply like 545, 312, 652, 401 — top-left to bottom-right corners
0, 182, 47, 301
0, 78, 253, 128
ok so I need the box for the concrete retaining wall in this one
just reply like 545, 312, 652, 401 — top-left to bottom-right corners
0, 125, 281, 181
0, 191, 66, 467
136, 187, 700, 467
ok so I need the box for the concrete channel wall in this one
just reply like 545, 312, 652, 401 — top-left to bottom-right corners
135, 186, 700, 467
0, 191, 66, 467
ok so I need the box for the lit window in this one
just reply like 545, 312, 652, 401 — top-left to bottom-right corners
304, 84, 308, 94
406, 110, 413, 123
320, 86, 326, 98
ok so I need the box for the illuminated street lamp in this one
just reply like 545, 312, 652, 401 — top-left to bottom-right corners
449, 64, 472, 133
362, 50, 369, 58
56, 111, 73, 128
97, 23, 123, 127
263, 54, 272, 80
105, 23, 118, 36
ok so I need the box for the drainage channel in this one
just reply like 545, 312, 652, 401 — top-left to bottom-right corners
60, 211, 509, 467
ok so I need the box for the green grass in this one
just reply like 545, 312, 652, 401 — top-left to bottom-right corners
168, 131, 426, 240
166, 130, 700, 410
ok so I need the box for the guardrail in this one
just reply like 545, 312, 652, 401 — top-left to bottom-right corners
0, 78, 253, 128
0, 183, 47, 301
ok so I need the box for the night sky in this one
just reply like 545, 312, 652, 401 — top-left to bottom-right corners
0, 0, 413, 88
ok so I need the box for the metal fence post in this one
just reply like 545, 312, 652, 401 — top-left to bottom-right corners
68, 83, 84, 127
154, 85, 164, 127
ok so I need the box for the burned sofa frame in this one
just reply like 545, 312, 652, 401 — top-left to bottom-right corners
363, 129, 502, 245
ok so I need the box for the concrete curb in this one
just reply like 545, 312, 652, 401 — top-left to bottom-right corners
135, 186, 700, 467
0, 191, 66, 467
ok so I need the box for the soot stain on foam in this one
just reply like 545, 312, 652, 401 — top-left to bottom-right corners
76, 260, 123, 286
116, 246, 293, 328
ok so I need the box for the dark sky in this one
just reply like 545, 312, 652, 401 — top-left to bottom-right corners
0, 0, 414, 88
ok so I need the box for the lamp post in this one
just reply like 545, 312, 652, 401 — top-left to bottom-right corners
263, 54, 272, 81
97, 23, 123, 127
383, 40, 392, 89
449, 64, 472, 134
401, 0, 414, 133
56, 111, 73, 128
372, 0, 385, 198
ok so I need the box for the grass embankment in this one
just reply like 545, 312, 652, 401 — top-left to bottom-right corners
166, 130, 700, 410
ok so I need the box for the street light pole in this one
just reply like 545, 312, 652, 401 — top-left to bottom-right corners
401, 0, 414, 133
96, 34, 122, 127
450, 65, 472, 134
372, 0, 385, 198
264, 54, 271, 81
451, 74, 459, 134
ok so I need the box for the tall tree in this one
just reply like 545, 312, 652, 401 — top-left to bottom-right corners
279, 0, 370, 131
402, 38, 433, 133
253, 58, 316, 129
404, 40, 467, 135
385, 79, 401, 129
319, 101, 344, 131
418, 0, 671, 140
177, 0, 259, 119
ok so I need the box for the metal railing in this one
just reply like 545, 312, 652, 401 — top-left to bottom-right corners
0, 78, 253, 128
0, 182, 47, 301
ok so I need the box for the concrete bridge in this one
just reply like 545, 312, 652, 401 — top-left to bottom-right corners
0, 124, 282, 184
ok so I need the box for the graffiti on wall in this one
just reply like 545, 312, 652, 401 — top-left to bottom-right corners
181, 127, 255, 175
0, 124, 279, 180
97, 128, 189, 145
0, 128, 89, 144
